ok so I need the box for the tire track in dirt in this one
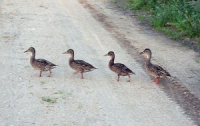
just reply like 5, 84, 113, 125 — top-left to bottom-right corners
78, 0, 200, 125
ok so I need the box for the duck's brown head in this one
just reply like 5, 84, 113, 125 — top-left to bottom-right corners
104, 51, 115, 57
140, 48, 152, 59
140, 48, 151, 54
63, 49, 74, 55
24, 47, 35, 53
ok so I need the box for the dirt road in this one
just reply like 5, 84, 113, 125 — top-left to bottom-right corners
0, 0, 199, 125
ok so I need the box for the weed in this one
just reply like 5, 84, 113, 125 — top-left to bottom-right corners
198, 38, 200, 45
29, 92, 33, 95
67, 91, 72, 96
111, 0, 117, 4
77, 104, 83, 109
112, 0, 127, 9
138, 14, 145, 21
42, 97, 58, 103
24, 65, 30, 68
62, 96, 66, 99
40, 81, 45, 84
28, 85, 33, 88
156, 27, 183, 40
195, 57, 200, 63
54, 90, 64, 94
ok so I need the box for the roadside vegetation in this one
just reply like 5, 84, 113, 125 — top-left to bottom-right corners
128, 0, 200, 43
114, 0, 200, 47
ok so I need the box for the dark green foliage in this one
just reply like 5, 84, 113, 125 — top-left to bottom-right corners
127, 0, 200, 40
198, 38, 200, 45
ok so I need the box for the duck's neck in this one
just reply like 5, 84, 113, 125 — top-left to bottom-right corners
109, 55, 115, 67
30, 51, 35, 64
145, 53, 151, 66
69, 53, 74, 64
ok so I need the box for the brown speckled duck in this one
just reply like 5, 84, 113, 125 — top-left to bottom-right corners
105, 51, 135, 82
63, 49, 97, 79
140, 48, 171, 84
24, 47, 57, 77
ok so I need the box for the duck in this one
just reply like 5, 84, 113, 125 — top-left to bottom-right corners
140, 48, 171, 84
63, 49, 97, 79
24, 47, 57, 77
104, 51, 135, 82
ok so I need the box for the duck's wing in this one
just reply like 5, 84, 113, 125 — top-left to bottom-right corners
37, 59, 57, 66
114, 63, 135, 74
151, 64, 170, 77
74, 60, 96, 70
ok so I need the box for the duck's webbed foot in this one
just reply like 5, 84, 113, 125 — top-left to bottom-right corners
39, 71, 42, 77
81, 73, 84, 79
74, 71, 79, 74
127, 75, 131, 82
155, 77, 159, 84
117, 75, 120, 81
48, 70, 52, 77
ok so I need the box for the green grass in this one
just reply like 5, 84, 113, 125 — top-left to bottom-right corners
77, 104, 83, 109
138, 14, 145, 21
127, 0, 200, 44
40, 81, 45, 84
28, 85, 33, 88
195, 57, 200, 63
54, 90, 64, 94
111, 0, 127, 9
67, 92, 72, 96
111, 0, 117, 4
156, 27, 184, 40
29, 92, 33, 95
198, 38, 200, 45
24, 65, 30, 68
42, 97, 58, 103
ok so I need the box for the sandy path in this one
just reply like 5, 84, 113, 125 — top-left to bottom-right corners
0, 0, 197, 125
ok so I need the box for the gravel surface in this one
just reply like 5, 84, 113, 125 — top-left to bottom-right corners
0, 0, 199, 125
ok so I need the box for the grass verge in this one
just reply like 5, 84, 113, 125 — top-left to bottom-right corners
124, 0, 200, 48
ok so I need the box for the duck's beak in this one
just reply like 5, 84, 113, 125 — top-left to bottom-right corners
24, 50, 28, 53
104, 54, 108, 56
140, 52, 144, 55
63, 51, 67, 54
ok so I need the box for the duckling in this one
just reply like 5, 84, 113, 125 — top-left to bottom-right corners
104, 51, 135, 82
63, 49, 97, 79
24, 47, 57, 77
140, 48, 171, 84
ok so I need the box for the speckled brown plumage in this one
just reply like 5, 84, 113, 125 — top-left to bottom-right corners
24, 47, 57, 77
63, 49, 97, 79
140, 48, 171, 84
105, 51, 135, 82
